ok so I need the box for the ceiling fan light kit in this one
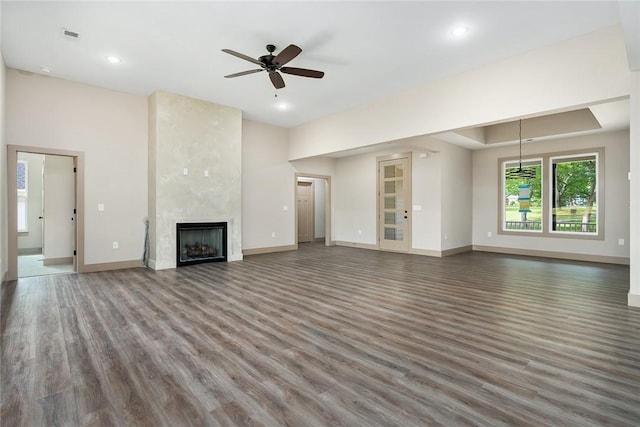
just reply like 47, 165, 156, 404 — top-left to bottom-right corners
222, 44, 325, 89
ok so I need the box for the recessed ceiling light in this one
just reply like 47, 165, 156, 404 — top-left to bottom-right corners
451, 26, 469, 37
105, 55, 121, 64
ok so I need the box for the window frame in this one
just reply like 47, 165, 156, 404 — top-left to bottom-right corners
498, 147, 604, 240
501, 157, 544, 234
549, 152, 600, 237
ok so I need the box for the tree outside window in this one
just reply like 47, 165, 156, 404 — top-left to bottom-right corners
551, 154, 598, 233
500, 149, 602, 238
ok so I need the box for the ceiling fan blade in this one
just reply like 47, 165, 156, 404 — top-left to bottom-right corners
224, 69, 263, 78
274, 44, 302, 66
280, 67, 324, 79
269, 72, 285, 89
221, 49, 263, 66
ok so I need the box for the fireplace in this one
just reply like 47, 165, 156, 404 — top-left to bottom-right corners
176, 222, 227, 266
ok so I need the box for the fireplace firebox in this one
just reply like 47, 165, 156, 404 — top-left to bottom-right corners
176, 222, 227, 266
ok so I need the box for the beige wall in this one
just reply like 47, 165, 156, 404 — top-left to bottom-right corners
0, 51, 6, 279
441, 143, 473, 250
332, 140, 471, 253
629, 72, 640, 305
289, 26, 632, 160
148, 91, 242, 268
334, 154, 377, 245
5, 69, 148, 265
472, 130, 629, 261
242, 119, 296, 250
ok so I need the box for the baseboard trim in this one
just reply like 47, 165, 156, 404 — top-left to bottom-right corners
472, 245, 630, 265
43, 257, 73, 266
18, 248, 42, 255
243, 245, 297, 256
409, 248, 442, 257
80, 260, 142, 273
442, 245, 473, 257
335, 241, 378, 250
629, 293, 640, 308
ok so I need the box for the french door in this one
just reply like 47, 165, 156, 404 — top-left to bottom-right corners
378, 155, 411, 252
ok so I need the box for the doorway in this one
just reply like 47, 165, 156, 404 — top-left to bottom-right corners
295, 173, 331, 247
378, 153, 412, 252
297, 180, 314, 243
7, 145, 85, 280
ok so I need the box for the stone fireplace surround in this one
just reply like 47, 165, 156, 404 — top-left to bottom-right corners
147, 91, 242, 270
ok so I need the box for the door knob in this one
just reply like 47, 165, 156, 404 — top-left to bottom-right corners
38, 216, 43, 219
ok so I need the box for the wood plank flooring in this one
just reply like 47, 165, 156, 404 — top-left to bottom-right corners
2, 243, 640, 426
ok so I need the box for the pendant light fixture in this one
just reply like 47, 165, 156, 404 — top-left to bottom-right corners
506, 119, 536, 179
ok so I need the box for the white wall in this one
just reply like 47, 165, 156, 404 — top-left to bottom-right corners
17, 152, 43, 251
472, 130, 629, 260
242, 119, 296, 250
5, 69, 148, 265
289, 26, 632, 160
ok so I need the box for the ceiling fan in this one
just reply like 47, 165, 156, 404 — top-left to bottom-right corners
222, 44, 325, 89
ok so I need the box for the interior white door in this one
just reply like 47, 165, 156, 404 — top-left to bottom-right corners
43, 155, 76, 265
297, 181, 314, 243
378, 157, 411, 252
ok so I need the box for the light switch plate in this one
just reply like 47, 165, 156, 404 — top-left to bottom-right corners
183, 168, 189, 176
98, 203, 104, 211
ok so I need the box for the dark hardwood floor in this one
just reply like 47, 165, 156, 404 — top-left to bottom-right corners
2, 243, 639, 426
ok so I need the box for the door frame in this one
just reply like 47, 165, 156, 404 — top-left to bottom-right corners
294, 173, 332, 249
7, 145, 85, 280
377, 152, 412, 253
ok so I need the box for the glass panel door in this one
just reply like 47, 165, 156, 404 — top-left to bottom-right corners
379, 157, 411, 252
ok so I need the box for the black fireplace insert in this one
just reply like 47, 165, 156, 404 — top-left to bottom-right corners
176, 222, 227, 266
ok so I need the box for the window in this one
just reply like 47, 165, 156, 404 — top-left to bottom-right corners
17, 160, 28, 232
551, 153, 598, 234
502, 159, 542, 232
499, 148, 603, 239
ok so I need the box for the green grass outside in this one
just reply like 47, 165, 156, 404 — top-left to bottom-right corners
505, 206, 597, 223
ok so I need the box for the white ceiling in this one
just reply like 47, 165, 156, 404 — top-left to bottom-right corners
1, 1, 635, 134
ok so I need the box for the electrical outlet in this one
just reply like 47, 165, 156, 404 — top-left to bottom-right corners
98, 203, 104, 211
204, 170, 209, 177
112, 241, 119, 249
183, 168, 188, 176
618, 238, 625, 246
271, 232, 276, 238
487, 232, 492, 238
